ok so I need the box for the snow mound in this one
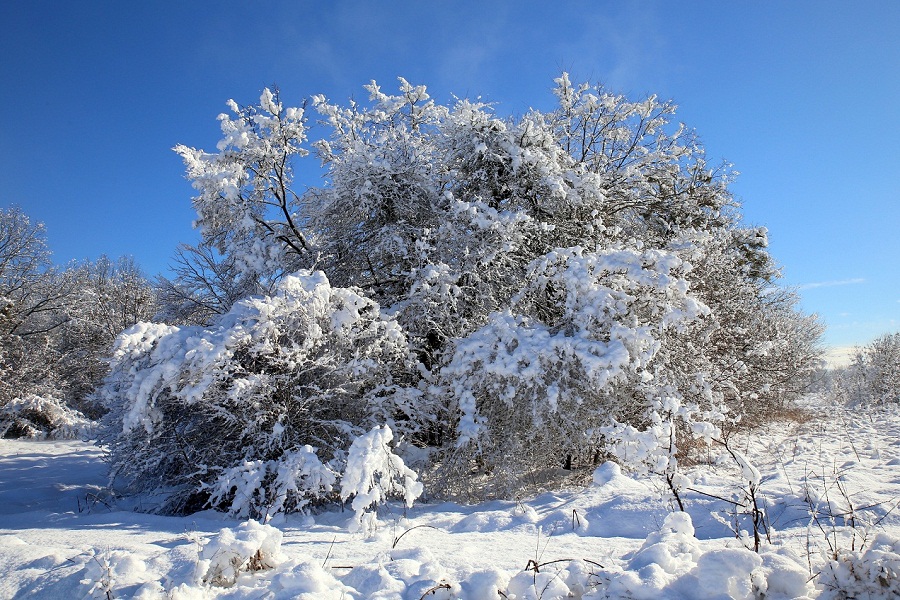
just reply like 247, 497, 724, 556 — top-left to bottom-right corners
496, 512, 813, 600
198, 520, 283, 587
80, 549, 148, 599
592, 461, 623, 486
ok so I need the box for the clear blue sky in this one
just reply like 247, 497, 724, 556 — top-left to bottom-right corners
1, 1, 898, 353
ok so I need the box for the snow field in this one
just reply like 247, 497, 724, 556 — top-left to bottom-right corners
2, 402, 900, 599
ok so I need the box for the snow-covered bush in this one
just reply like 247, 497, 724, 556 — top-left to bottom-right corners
98, 270, 418, 515
197, 520, 283, 587
817, 533, 900, 599
0, 394, 93, 439
601, 394, 720, 511
340, 424, 424, 534
204, 445, 337, 520
438, 245, 720, 496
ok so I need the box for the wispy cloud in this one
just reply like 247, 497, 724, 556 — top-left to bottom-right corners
797, 278, 865, 291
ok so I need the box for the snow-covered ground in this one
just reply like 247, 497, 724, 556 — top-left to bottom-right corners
2, 402, 900, 599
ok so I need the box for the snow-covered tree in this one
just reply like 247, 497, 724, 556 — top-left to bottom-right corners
0, 206, 57, 339
0, 207, 157, 437
839, 332, 900, 406
56, 256, 156, 417
144, 74, 823, 502
437, 245, 716, 496
671, 228, 824, 431
309, 79, 448, 300
0, 207, 71, 351
174, 88, 313, 284
0, 207, 79, 432
155, 241, 260, 326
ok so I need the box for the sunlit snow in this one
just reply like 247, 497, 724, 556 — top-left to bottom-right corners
2, 400, 900, 598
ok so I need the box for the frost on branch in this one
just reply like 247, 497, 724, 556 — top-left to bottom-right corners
98, 270, 417, 516
340, 424, 423, 535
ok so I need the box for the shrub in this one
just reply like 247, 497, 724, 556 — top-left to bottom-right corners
0, 394, 92, 439
817, 533, 900, 600
97, 270, 419, 515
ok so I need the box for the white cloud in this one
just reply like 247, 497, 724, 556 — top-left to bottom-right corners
797, 278, 865, 291
823, 346, 857, 368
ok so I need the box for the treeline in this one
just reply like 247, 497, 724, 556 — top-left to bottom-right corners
815, 333, 900, 407
0, 206, 156, 435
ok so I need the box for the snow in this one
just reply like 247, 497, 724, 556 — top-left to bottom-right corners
2, 401, 900, 598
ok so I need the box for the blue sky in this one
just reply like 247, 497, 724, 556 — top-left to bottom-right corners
1, 1, 898, 353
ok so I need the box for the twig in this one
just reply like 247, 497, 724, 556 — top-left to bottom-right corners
392, 525, 438, 549
686, 487, 744, 507
418, 582, 452, 599
525, 557, 606, 573
322, 536, 336, 568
